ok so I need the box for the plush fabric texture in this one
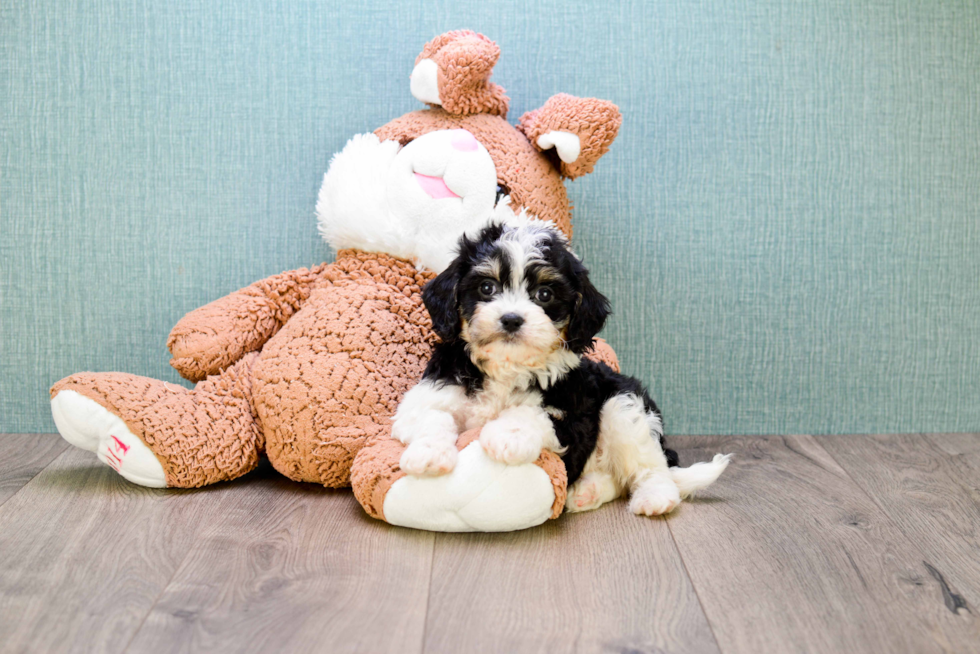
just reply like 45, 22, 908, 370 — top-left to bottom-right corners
351, 339, 617, 523
253, 250, 436, 487
518, 94, 623, 180
53, 249, 439, 488
352, 428, 566, 525
416, 30, 509, 118
51, 353, 263, 488
46, 30, 625, 531
375, 110, 576, 239
50, 389, 169, 487
380, 438, 561, 532
315, 130, 520, 273
587, 337, 621, 373
168, 264, 333, 383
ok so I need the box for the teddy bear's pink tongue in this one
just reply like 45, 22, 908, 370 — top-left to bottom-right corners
414, 172, 461, 200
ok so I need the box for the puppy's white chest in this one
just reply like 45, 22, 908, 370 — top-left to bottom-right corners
461, 383, 543, 432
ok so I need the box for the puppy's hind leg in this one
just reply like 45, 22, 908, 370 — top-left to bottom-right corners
597, 394, 681, 516
629, 470, 682, 516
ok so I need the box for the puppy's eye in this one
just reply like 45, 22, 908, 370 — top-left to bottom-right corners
479, 280, 499, 297
494, 183, 510, 207
535, 287, 553, 303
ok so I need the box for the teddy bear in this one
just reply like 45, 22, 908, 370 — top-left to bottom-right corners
49, 30, 623, 532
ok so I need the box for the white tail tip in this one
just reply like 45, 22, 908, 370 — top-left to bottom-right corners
670, 453, 732, 499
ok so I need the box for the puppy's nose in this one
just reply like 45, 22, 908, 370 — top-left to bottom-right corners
500, 313, 524, 333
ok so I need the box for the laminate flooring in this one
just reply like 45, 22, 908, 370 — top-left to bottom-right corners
1, 433, 977, 654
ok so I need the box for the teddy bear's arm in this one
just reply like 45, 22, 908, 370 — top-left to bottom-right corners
168, 263, 332, 382
518, 94, 622, 180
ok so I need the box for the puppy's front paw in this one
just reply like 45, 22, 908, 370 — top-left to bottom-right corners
479, 419, 542, 465
399, 439, 458, 477
629, 476, 681, 516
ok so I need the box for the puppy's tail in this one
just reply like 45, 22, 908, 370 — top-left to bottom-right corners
670, 453, 732, 499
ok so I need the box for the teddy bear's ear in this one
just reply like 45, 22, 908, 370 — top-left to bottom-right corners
410, 30, 509, 118
517, 94, 622, 179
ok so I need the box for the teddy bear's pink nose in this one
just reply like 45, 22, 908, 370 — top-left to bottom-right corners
450, 129, 479, 152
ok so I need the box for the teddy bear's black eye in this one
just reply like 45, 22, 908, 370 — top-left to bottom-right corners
479, 280, 499, 297
494, 183, 510, 206
535, 287, 553, 303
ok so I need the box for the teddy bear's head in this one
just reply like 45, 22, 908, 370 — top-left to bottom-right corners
317, 30, 622, 273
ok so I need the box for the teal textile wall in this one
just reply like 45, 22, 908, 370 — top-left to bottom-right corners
2, 0, 979, 435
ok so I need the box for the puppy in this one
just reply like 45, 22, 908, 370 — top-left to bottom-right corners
392, 221, 730, 515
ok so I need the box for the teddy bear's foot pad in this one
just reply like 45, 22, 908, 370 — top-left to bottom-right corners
51, 390, 167, 488
383, 442, 556, 532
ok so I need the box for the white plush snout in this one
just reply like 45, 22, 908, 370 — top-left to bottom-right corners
387, 129, 497, 215
317, 130, 514, 273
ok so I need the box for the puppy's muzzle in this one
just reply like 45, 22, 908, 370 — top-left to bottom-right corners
500, 313, 524, 334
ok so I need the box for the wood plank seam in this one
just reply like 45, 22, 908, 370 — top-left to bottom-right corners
119, 476, 436, 654
0, 434, 69, 511
665, 519, 726, 653
420, 508, 720, 653
0, 445, 247, 652
119, 543, 206, 654
665, 435, 980, 653
810, 435, 979, 622
924, 434, 980, 516
419, 533, 439, 653
0, 468, 51, 511
0, 443, 75, 512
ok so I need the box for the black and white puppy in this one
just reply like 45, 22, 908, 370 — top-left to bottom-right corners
393, 222, 730, 515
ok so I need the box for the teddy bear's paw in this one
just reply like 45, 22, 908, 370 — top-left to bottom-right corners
51, 390, 167, 488
399, 438, 458, 477
381, 441, 557, 532
411, 31, 508, 117
410, 58, 441, 106
479, 418, 543, 466
566, 473, 620, 513
628, 474, 682, 516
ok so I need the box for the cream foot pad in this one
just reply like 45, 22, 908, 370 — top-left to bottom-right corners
51, 390, 167, 488
383, 441, 557, 532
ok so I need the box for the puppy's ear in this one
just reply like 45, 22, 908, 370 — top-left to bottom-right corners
423, 247, 469, 343
565, 264, 611, 354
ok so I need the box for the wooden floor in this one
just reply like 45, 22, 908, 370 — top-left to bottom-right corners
1, 434, 978, 654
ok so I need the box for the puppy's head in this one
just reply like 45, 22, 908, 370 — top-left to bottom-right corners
423, 222, 611, 373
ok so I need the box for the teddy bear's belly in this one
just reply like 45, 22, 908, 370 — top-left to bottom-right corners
250, 283, 434, 487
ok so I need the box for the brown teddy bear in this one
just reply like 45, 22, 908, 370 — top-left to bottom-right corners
49, 30, 623, 531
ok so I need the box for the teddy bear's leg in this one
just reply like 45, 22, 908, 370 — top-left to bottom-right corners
250, 256, 438, 489
51, 388, 168, 487
255, 344, 402, 489
50, 353, 263, 488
